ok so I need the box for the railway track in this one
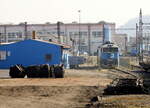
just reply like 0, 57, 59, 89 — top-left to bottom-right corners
114, 67, 139, 78
108, 67, 138, 79
104, 66, 150, 95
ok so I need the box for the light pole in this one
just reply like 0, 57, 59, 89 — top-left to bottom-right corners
78, 10, 81, 55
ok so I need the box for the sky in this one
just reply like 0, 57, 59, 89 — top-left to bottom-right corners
0, 0, 150, 27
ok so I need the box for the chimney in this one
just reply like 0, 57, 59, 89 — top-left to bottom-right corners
32, 31, 36, 39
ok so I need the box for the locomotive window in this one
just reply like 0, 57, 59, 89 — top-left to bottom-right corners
103, 48, 118, 52
113, 48, 118, 52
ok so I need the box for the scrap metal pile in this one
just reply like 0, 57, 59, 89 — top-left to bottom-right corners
9, 64, 64, 78
139, 61, 150, 71
103, 76, 150, 95
103, 78, 144, 95
103, 59, 150, 95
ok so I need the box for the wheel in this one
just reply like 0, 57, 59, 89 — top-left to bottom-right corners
9, 65, 26, 78
26, 66, 40, 78
39, 64, 50, 78
54, 66, 64, 78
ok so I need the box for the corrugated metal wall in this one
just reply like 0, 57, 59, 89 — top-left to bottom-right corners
0, 40, 62, 69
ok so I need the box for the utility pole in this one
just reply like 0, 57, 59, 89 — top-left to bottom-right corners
125, 36, 128, 55
4, 25, 7, 43
78, 10, 81, 55
88, 24, 91, 56
139, 9, 143, 62
147, 32, 150, 52
64, 24, 68, 45
57, 21, 61, 43
136, 23, 138, 61
0, 33, 1, 45
102, 23, 105, 44
24, 22, 28, 40
146, 33, 149, 52
70, 38, 75, 55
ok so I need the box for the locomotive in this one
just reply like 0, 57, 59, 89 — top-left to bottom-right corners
98, 42, 119, 68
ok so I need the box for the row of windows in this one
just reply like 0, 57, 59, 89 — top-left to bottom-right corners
0, 32, 23, 38
69, 32, 88, 37
75, 39, 86, 45
0, 31, 65, 37
0, 31, 103, 39
69, 31, 103, 37
36, 31, 65, 36
8, 32, 22, 38
92, 31, 103, 37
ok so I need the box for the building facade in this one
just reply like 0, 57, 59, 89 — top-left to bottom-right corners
0, 21, 116, 55
112, 34, 128, 53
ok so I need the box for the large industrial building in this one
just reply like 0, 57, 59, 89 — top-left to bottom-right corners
0, 21, 126, 55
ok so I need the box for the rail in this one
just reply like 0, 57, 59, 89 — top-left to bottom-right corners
114, 66, 139, 79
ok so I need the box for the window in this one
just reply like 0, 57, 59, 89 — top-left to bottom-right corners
92, 31, 103, 37
74, 32, 79, 36
0, 51, 7, 60
102, 48, 118, 53
8, 32, 23, 38
52, 32, 56, 34
7, 51, 11, 56
8, 33, 16, 38
47, 32, 51, 34
60, 32, 65, 36
81, 39, 86, 45
69, 32, 74, 37
16, 32, 22, 38
80, 46, 88, 51
37, 31, 43, 35
81, 32, 88, 36
27, 31, 31, 36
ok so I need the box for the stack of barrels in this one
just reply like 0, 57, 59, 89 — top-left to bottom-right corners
9, 64, 64, 78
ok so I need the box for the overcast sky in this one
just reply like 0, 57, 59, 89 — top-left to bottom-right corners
0, 0, 149, 27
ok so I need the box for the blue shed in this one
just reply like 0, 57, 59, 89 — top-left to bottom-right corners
0, 39, 69, 69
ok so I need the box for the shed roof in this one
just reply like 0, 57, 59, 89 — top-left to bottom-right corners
0, 39, 70, 49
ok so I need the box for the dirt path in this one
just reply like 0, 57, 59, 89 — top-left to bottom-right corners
0, 86, 104, 108
0, 67, 111, 108
0, 66, 149, 108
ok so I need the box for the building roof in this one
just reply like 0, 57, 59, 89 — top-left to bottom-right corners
34, 39, 70, 49
0, 22, 115, 27
0, 39, 70, 49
